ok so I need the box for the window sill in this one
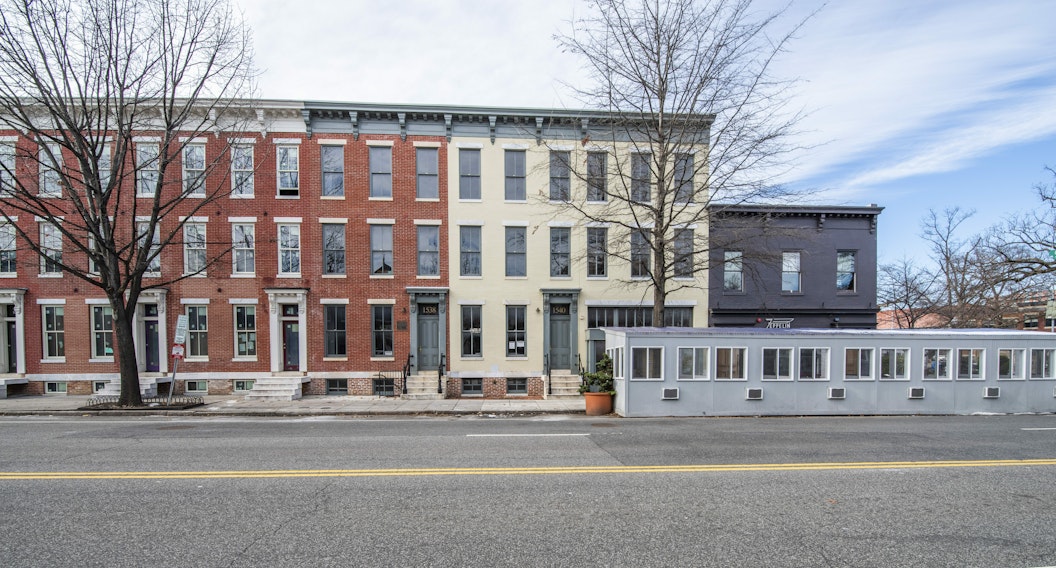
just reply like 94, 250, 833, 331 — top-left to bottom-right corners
0, 273, 15, 278
417, 275, 441, 280
586, 276, 608, 280
761, 378, 794, 382
322, 274, 347, 279
922, 377, 953, 381
955, 377, 985, 381
89, 357, 115, 363
275, 194, 301, 199
504, 199, 528, 204
321, 195, 346, 200
185, 357, 209, 363
459, 275, 483, 280
370, 356, 395, 362
370, 274, 395, 279
460, 356, 483, 361
714, 377, 748, 381
628, 377, 664, 381
183, 273, 207, 278
416, 197, 441, 202
842, 377, 874, 381
458, 198, 483, 203
230, 273, 256, 278
231, 357, 258, 363
505, 356, 528, 361
368, 196, 393, 201
1028, 376, 1056, 381
38, 273, 63, 278
323, 357, 349, 362
277, 273, 302, 278
676, 378, 710, 382
798, 377, 831, 382
230, 194, 255, 199
996, 377, 1025, 381
505, 276, 528, 280
40, 358, 66, 364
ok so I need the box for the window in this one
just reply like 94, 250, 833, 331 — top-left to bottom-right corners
321, 145, 345, 197
1024, 314, 1039, 329
587, 306, 694, 328
550, 227, 570, 277
673, 153, 693, 203
91, 305, 114, 358
630, 229, 650, 278
507, 378, 528, 394
678, 347, 708, 380
417, 225, 440, 276
762, 348, 793, 380
799, 348, 829, 380
715, 347, 746, 380
836, 250, 856, 291
371, 305, 393, 357
182, 143, 205, 195
587, 227, 607, 278
136, 221, 160, 275
957, 349, 984, 380
999, 348, 1024, 380
1030, 349, 1056, 379
278, 224, 300, 275
879, 348, 908, 380
324, 305, 346, 357
231, 144, 254, 196
723, 251, 743, 292
234, 305, 256, 357
0, 142, 14, 195
416, 147, 438, 199
39, 143, 62, 197
844, 348, 872, 380
460, 226, 481, 277
186, 305, 207, 358
183, 223, 206, 275
39, 222, 62, 275
235, 380, 255, 391
923, 348, 952, 380
611, 347, 624, 378
549, 150, 570, 201
459, 148, 480, 199
461, 305, 482, 357
631, 347, 662, 380
462, 378, 483, 395
98, 143, 112, 190
782, 252, 801, 293
370, 224, 393, 275
42, 306, 64, 359
136, 143, 159, 197
232, 224, 255, 274
506, 305, 526, 357
277, 145, 299, 197
631, 153, 650, 202
369, 146, 391, 198
674, 229, 693, 278
505, 226, 526, 277
184, 380, 207, 393
317, 223, 345, 275
505, 149, 526, 201
45, 381, 67, 394
587, 152, 607, 201
0, 223, 15, 274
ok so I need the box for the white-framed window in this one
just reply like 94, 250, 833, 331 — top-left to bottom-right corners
277, 223, 300, 275
782, 252, 801, 293
837, 250, 857, 292
505, 226, 526, 277
231, 223, 255, 275
91, 305, 114, 359
1030, 348, 1056, 379
715, 347, 746, 380
956, 348, 984, 380
38, 143, 62, 197
45, 381, 67, 393
459, 148, 480, 200
234, 305, 256, 358
234, 380, 255, 391
0, 223, 15, 275
762, 347, 793, 380
186, 305, 208, 358
673, 153, 693, 203
923, 348, 952, 380
417, 225, 440, 277
879, 348, 908, 380
998, 348, 1024, 380
182, 143, 206, 195
677, 347, 708, 380
587, 151, 607, 202
723, 251, 743, 292
587, 227, 607, 278
416, 147, 438, 199
369, 146, 391, 198
460, 226, 481, 277
611, 347, 624, 379
39, 222, 62, 275
324, 304, 346, 358
97, 142, 112, 190
42, 305, 65, 360
504, 149, 526, 201
798, 347, 829, 380
631, 347, 662, 380
506, 305, 526, 357
844, 348, 873, 380
231, 144, 254, 197
0, 142, 15, 196
321, 145, 345, 197
136, 143, 159, 197
674, 229, 693, 278
630, 229, 650, 278
184, 380, 208, 393
322, 223, 346, 275
277, 145, 299, 197
461, 305, 482, 358
550, 227, 570, 278
183, 223, 206, 275
136, 221, 160, 275
370, 224, 393, 276
631, 153, 650, 202
371, 305, 393, 357
549, 150, 570, 201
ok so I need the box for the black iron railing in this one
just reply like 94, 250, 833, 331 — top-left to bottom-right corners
438, 353, 446, 394
403, 354, 413, 395
543, 353, 551, 396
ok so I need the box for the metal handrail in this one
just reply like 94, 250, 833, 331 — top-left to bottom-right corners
543, 353, 550, 396
402, 354, 413, 395
437, 353, 445, 394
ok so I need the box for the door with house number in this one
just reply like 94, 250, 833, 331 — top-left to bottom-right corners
282, 304, 299, 371
418, 304, 439, 370
549, 304, 571, 370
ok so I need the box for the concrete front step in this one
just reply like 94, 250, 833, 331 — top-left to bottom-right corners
244, 376, 305, 401
96, 375, 168, 397
404, 374, 444, 400
548, 374, 583, 398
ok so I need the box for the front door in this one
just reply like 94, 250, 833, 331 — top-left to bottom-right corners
3, 305, 15, 373
282, 304, 299, 371
417, 304, 440, 370
141, 304, 160, 372
549, 304, 571, 370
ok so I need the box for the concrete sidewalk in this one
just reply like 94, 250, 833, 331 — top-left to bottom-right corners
0, 394, 588, 417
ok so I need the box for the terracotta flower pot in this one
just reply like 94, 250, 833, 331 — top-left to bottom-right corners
584, 391, 613, 416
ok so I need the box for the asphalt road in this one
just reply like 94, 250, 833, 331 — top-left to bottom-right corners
1, 414, 1055, 567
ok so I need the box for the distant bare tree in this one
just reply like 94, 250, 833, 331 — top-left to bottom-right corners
0, 0, 255, 405
878, 257, 940, 328
987, 167, 1056, 282
553, 0, 810, 325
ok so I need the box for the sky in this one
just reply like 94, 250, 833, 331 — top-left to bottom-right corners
237, 0, 1056, 265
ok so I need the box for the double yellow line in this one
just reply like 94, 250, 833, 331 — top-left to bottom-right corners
2, 458, 1056, 480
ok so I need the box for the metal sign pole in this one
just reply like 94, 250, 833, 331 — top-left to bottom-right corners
166, 356, 179, 406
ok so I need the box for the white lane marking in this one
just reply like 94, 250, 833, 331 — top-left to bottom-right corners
466, 433, 591, 437
1021, 428, 1056, 431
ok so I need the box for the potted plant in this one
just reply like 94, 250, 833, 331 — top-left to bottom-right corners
580, 354, 615, 416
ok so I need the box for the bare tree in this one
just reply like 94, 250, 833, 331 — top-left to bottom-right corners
0, 0, 255, 405
553, 0, 809, 325
878, 257, 941, 328
987, 167, 1056, 282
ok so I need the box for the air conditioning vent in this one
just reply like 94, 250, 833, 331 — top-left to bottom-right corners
828, 387, 846, 400
746, 387, 763, 400
661, 387, 679, 400
984, 387, 1000, 399
908, 387, 925, 399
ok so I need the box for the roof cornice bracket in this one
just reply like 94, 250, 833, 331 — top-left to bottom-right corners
489, 115, 497, 144
350, 112, 359, 140
398, 112, 407, 141
256, 109, 267, 137
301, 109, 312, 139
535, 117, 543, 145
444, 114, 452, 142
580, 118, 589, 143
817, 213, 826, 232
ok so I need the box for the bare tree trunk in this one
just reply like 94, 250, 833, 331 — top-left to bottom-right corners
112, 299, 143, 406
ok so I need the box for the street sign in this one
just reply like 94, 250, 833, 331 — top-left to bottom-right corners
173, 314, 188, 345
171, 344, 185, 360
